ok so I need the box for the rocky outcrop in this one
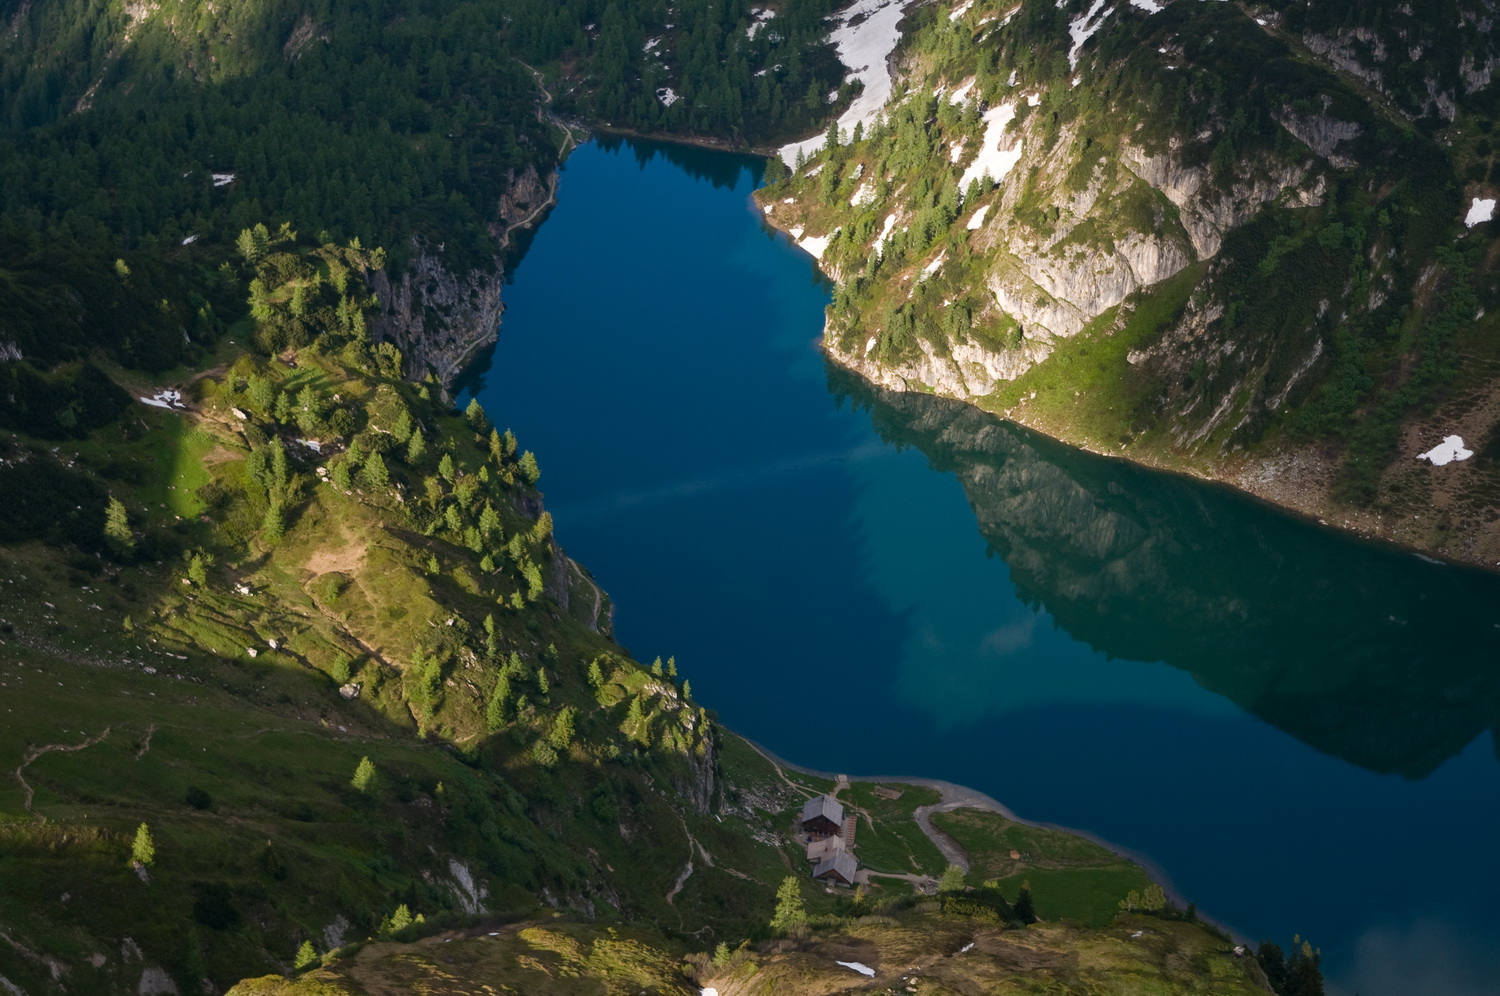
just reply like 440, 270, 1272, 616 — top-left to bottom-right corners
988, 230, 1193, 339
828, 328, 1050, 398
1118, 143, 1317, 261
368, 164, 557, 392
368, 243, 506, 389
1272, 110, 1362, 169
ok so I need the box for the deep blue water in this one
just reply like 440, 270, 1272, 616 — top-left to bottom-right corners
463, 138, 1500, 996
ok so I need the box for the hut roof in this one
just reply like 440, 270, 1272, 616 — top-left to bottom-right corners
813, 850, 858, 884
800, 794, 844, 827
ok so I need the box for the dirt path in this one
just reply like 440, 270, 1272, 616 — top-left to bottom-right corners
568, 560, 604, 632
15, 727, 113, 823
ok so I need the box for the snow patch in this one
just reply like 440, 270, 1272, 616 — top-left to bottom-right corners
865, 336, 878, 355
875, 213, 898, 250
948, 77, 976, 105
958, 103, 1021, 191
1027, 92, 1041, 106
851, 182, 876, 206
798, 234, 831, 259
778, 0, 908, 165
180, 234, 198, 245
1418, 435, 1474, 466
139, 390, 184, 410
656, 87, 680, 107
920, 252, 946, 279
836, 961, 876, 977
702, 990, 720, 996
1129, 0, 1162, 12
949, 0, 974, 20
961, 942, 975, 953
949, 140, 966, 163
643, 36, 660, 52
1464, 197, 1495, 227
747, 7, 775, 38
966, 204, 991, 230
1068, 0, 1113, 69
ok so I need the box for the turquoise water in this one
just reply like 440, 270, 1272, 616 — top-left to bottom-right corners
463, 138, 1500, 996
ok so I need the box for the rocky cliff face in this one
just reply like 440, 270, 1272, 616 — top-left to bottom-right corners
763, 0, 1500, 567
369, 164, 555, 391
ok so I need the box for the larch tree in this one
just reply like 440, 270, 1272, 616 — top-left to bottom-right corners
131, 822, 155, 866
770, 876, 807, 935
351, 756, 378, 793
104, 497, 134, 554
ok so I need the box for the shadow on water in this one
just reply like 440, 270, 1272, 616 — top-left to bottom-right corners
594, 134, 765, 188
831, 364, 1500, 780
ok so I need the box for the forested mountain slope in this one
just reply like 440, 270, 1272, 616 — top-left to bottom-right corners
764, 0, 1500, 567
0, 0, 846, 384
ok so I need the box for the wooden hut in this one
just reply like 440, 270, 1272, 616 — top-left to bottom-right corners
812, 850, 858, 887
800, 794, 844, 837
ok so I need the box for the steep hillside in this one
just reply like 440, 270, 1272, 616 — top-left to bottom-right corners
0, 229, 788, 993
763, 0, 1500, 567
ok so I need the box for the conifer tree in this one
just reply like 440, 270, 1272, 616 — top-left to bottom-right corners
131, 822, 155, 866
104, 497, 134, 555
548, 706, 576, 751
406, 429, 427, 466
486, 676, 510, 731
479, 503, 501, 538
351, 756, 378, 793
361, 452, 389, 489
588, 658, 605, 688
519, 450, 541, 485
770, 876, 807, 935
294, 941, 318, 971
384, 904, 412, 935
438, 453, 455, 482
938, 864, 966, 893
262, 502, 286, 544
625, 696, 648, 745
464, 397, 490, 435
1014, 882, 1037, 924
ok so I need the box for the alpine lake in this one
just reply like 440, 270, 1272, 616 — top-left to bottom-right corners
461, 138, 1500, 996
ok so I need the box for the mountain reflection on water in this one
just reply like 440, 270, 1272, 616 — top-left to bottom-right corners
832, 366, 1500, 780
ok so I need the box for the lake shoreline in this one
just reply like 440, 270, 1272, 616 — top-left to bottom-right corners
739, 736, 1250, 944
755, 198, 1500, 575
